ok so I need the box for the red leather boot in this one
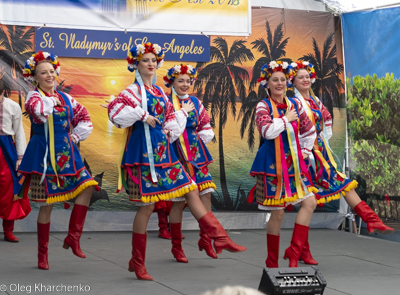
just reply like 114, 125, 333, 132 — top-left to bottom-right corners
353, 201, 394, 235
284, 223, 309, 267
63, 204, 88, 258
198, 228, 217, 259
37, 222, 50, 270
128, 232, 153, 280
265, 234, 279, 268
3, 219, 19, 242
198, 212, 246, 254
300, 240, 318, 265
170, 223, 188, 263
157, 210, 171, 239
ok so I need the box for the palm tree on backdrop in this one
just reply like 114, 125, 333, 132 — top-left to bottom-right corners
238, 87, 266, 152
300, 32, 344, 119
194, 37, 254, 207
249, 20, 290, 91
239, 20, 290, 151
0, 25, 34, 106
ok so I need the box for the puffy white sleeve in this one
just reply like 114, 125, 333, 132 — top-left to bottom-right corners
196, 100, 214, 144
321, 103, 333, 140
160, 88, 185, 143
11, 104, 26, 158
255, 101, 288, 140
174, 107, 189, 137
297, 101, 317, 155
63, 93, 93, 143
108, 84, 148, 128
24, 91, 56, 124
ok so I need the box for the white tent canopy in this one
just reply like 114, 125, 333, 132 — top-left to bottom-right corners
252, 0, 400, 13
319, 0, 400, 12
252, 0, 325, 11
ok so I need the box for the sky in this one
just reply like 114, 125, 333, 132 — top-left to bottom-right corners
323, 0, 400, 12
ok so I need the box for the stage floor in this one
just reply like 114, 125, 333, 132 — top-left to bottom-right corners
0, 228, 399, 295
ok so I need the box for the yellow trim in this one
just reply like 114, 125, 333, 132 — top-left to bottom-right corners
141, 183, 197, 203
262, 186, 318, 206
45, 180, 98, 204
117, 128, 129, 192
199, 182, 217, 192
47, 114, 60, 187
316, 180, 358, 204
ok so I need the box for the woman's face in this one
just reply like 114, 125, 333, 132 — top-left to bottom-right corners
137, 53, 157, 77
34, 61, 57, 91
267, 71, 287, 98
172, 74, 191, 96
293, 68, 311, 92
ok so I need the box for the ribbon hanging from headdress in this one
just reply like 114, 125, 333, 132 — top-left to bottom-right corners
269, 99, 291, 200
278, 97, 309, 199
171, 86, 196, 178
136, 71, 158, 183
37, 88, 60, 187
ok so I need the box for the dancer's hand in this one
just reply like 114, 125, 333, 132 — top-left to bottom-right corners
54, 97, 62, 106
302, 152, 309, 160
146, 115, 161, 128
285, 109, 298, 122
182, 101, 194, 113
100, 100, 111, 109
15, 159, 21, 176
13, 195, 19, 201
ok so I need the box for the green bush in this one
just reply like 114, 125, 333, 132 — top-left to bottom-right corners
348, 74, 400, 146
350, 140, 400, 196
347, 74, 400, 214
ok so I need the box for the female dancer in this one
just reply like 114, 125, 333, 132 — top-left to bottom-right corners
290, 61, 394, 265
163, 64, 218, 259
20, 51, 98, 270
107, 42, 245, 280
0, 80, 31, 242
249, 61, 318, 268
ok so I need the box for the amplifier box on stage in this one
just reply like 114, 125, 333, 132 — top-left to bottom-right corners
258, 266, 326, 295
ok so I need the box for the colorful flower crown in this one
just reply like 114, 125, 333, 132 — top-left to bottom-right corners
163, 64, 197, 88
290, 61, 317, 85
257, 60, 294, 88
127, 42, 165, 72
22, 51, 60, 85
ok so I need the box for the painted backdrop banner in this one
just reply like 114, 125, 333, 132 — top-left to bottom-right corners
36, 28, 210, 61
0, 0, 251, 36
343, 7, 400, 221
0, 7, 344, 212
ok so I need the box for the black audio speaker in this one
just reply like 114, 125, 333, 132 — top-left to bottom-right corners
258, 266, 326, 295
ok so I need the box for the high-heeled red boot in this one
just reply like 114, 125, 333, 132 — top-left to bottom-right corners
300, 240, 318, 265
198, 212, 246, 254
265, 234, 279, 268
353, 201, 394, 235
63, 204, 88, 258
3, 219, 19, 242
128, 232, 153, 280
198, 228, 217, 259
157, 210, 171, 239
284, 223, 309, 267
37, 222, 50, 270
170, 223, 188, 263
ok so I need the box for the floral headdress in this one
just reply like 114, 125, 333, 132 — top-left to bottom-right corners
289, 60, 317, 85
22, 51, 60, 85
258, 60, 295, 88
126, 42, 165, 72
163, 64, 197, 88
